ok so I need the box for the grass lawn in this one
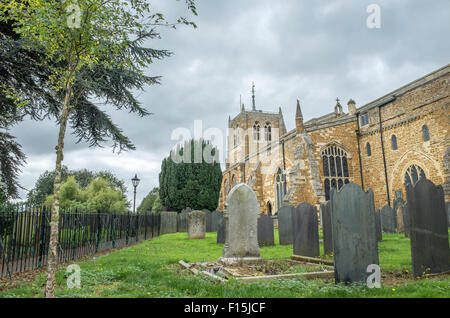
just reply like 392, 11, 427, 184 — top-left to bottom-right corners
0, 230, 448, 298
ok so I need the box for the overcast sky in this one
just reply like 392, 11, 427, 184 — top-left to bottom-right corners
10, 0, 450, 207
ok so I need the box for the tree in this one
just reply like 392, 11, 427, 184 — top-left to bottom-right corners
137, 187, 159, 213
0, 0, 197, 297
159, 139, 222, 212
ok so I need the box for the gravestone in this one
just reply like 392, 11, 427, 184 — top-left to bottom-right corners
331, 183, 379, 284
177, 212, 188, 232
396, 204, 405, 234
320, 201, 333, 256
406, 178, 450, 277
292, 203, 320, 257
203, 209, 213, 232
393, 190, 405, 216
188, 210, 206, 239
221, 183, 260, 260
277, 206, 294, 245
160, 212, 177, 235
181, 207, 192, 213
257, 214, 275, 246
402, 203, 410, 237
211, 210, 223, 232
217, 217, 226, 244
446, 202, 450, 227
375, 209, 383, 242
380, 205, 396, 233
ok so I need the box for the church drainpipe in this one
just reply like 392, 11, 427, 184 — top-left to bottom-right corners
356, 113, 364, 190
378, 96, 396, 207
282, 140, 286, 171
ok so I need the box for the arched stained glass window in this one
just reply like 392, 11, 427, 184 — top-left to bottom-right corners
264, 123, 272, 142
253, 122, 260, 141
404, 165, 426, 186
322, 145, 351, 200
276, 168, 287, 210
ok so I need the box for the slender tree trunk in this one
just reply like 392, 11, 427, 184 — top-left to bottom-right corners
44, 80, 73, 298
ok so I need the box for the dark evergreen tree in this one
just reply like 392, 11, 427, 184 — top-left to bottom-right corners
159, 139, 222, 212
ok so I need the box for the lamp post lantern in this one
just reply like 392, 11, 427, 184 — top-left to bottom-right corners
131, 174, 140, 214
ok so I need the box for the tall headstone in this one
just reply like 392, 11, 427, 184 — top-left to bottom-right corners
402, 203, 410, 237
188, 210, 206, 239
406, 178, 450, 277
292, 203, 320, 257
211, 210, 223, 232
320, 201, 333, 256
160, 212, 177, 235
257, 214, 275, 246
393, 190, 405, 215
396, 204, 405, 233
446, 202, 450, 227
375, 209, 383, 242
203, 209, 213, 232
217, 217, 226, 244
277, 206, 294, 245
331, 183, 379, 284
221, 183, 261, 260
380, 205, 396, 233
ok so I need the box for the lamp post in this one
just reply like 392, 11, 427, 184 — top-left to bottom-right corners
131, 174, 140, 214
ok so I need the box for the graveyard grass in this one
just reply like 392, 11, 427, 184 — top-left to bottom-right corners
1, 230, 449, 298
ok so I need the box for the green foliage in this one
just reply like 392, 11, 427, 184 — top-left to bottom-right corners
27, 166, 127, 207
159, 139, 222, 212
137, 187, 159, 214
44, 176, 127, 213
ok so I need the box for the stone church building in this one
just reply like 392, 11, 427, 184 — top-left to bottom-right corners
218, 64, 450, 214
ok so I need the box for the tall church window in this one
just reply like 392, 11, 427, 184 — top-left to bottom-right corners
366, 143, 371, 156
422, 125, 430, 142
322, 145, 350, 200
404, 165, 426, 186
224, 180, 230, 194
276, 168, 287, 210
253, 122, 260, 141
391, 135, 398, 150
360, 112, 369, 126
264, 123, 272, 141
231, 175, 237, 187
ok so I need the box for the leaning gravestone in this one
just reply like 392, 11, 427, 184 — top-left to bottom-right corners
257, 214, 275, 246
160, 212, 177, 235
406, 178, 450, 277
277, 206, 294, 245
374, 210, 382, 242
203, 209, 213, 232
292, 203, 320, 257
402, 203, 410, 237
217, 217, 226, 244
320, 201, 333, 256
221, 183, 260, 260
380, 205, 396, 233
331, 183, 379, 284
177, 212, 188, 232
188, 210, 206, 239
396, 204, 405, 233
211, 210, 223, 232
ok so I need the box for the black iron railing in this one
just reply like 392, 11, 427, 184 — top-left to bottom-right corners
0, 206, 161, 278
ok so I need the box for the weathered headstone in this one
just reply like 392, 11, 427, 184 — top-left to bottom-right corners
402, 203, 410, 237
177, 212, 188, 232
221, 183, 260, 260
257, 214, 275, 246
331, 183, 379, 284
446, 202, 450, 227
188, 210, 206, 239
375, 209, 383, 242
396, 204, 405, 233
160, 211, 177, 235
393, 190, 405, 215
380, 205, 396, 233
181, 207, 192, 213
277, 206, 294, 245
203, 209, 212, 232
217, 217, 226, 244
320, 201, 333, 256
406, 178, 450, 277
292, 203, 320, 257
211, 210, 223, 232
